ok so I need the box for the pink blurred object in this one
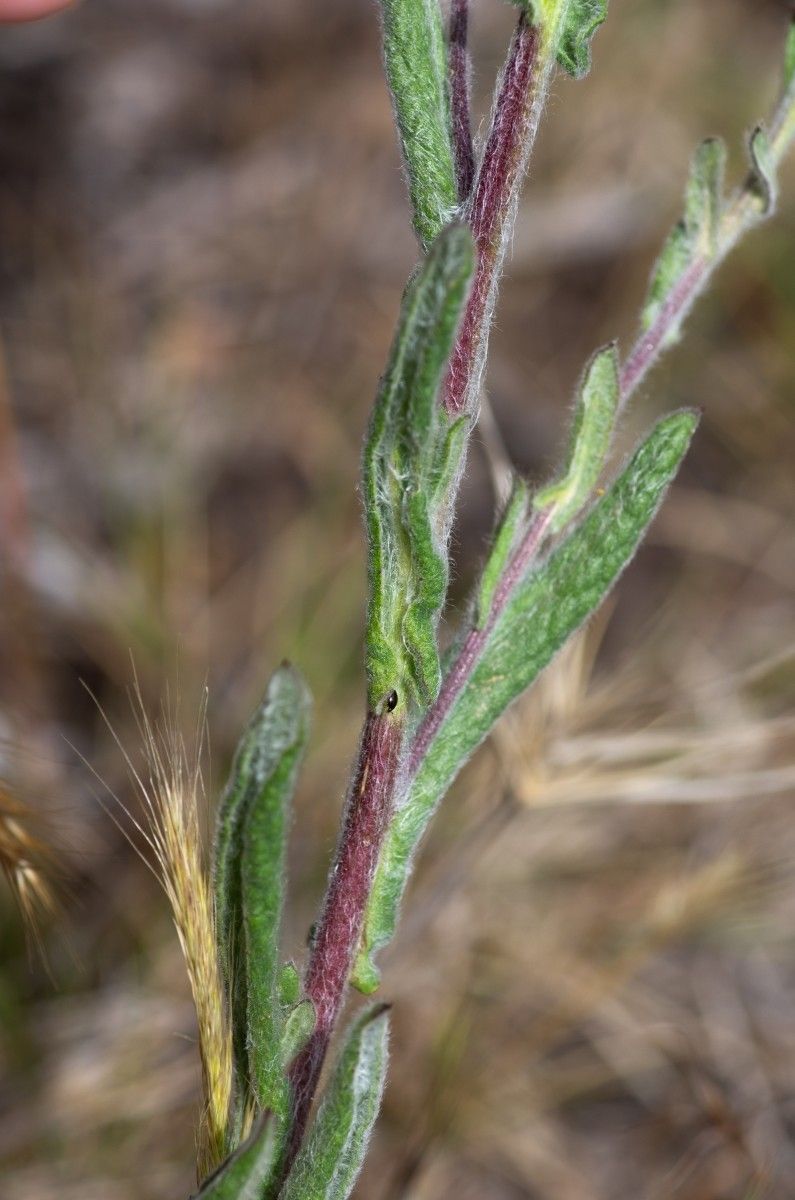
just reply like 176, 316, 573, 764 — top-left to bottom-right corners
0, 0, 74, 23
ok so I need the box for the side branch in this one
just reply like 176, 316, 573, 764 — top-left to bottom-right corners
410, 508, 553, 774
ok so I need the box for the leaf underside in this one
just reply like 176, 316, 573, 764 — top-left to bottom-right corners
280, 1006, 390, 1200
192, 1115, 278, 1200
213, 665, 312, 1117
379, 0, 459, 247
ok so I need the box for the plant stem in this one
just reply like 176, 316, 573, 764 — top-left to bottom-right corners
443, 13, 542, 415
449, 0, 474, 202
281, 17, 551, 1166
287, 710, 403, 1158
413, 154, 787, 780
620, 96, 795, 410
410, 508, 553, 774
618, 259, 707, 402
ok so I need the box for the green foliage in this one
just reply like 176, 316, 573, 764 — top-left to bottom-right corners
279, 999, 316, 1071
642, 138, 726, 337
786, 17, 795, 87
534, 344, 619, 531
476, 477, 530, 628
186, 12, 795, 1200
555, 0, 609, 77
363, 223, 475, 711
378, 0, 459, 248
356, 411, 699, 988
213, 665, 311, 1115
278, 961, 301, 1008
768, 19, 795, 172
280, 1006, 390, 1200
193, 1115, 278, 1200
749, 125, 776, 214
514, 0, 608, 77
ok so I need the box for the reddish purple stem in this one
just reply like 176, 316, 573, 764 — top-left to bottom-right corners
449, 0, 475, 202
410, 508, 553, 775
287, 710, 403, 1161
415, 255, 714, 775
444, 15, 540, 414
619, 258, 707, 403
416, 254, 714, 770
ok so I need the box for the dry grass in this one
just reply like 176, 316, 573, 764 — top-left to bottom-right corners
0, 783, 56, 951
98, 684, 232, 1178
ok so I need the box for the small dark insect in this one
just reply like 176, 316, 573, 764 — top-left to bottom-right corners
386, 690, 399, 713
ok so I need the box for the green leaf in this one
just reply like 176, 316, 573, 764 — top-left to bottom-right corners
477, 477, 530, 628
363, 223, 475, 711
280, 1006, 390, 1200
379, 0, 459, 248
748, 125, 776, 214
192, 1114, 278, 1200
278, 961, 301, 1008
555, 0, 608, 78
534, 343, 619, 531
642, 138, 726, 336
213, 665, 311, 1114
280, 999, 316, 1071
515, 0, 608, 78
785, 16, 795, 89
356, 410, 699, 988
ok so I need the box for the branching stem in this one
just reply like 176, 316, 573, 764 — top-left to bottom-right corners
410, 508, 553, 774
622, 77, 795, 408
282, 10, 795, 1180
412, 128, 795, 779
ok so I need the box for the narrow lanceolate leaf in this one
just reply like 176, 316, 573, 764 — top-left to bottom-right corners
752, 18, 795, 208
364, 223, 475, 711
534, 343, 619, 531
280, 1006, 390, 1200
516, 0, 608, 77
192, 1114, 278, 1200
748, 126, 776, 214
476, 476, 529, 628
356, 410, 699, 987
379, 0, 459, 248
213, 665, 311, 1112
641, 138, 726, 339
279, 999, 316, 1071
554, 0, 609, 77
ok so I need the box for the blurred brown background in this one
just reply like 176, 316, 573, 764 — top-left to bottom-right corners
0, 1, 793, 1197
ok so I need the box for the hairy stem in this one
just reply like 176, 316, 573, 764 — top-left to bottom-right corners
410, 508, 553, 774
443, 13, 544, 415
414, 121, 795, 781
621, 90, 795, 408
287, 711, 403, 1159
619, 259, 707, 402
449, 0, 475, 202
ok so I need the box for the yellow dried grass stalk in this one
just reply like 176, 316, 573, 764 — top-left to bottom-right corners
0, 783, 56, 949
101, 681, 233, 1177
